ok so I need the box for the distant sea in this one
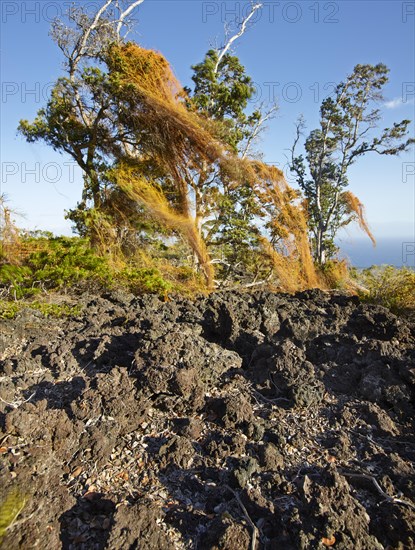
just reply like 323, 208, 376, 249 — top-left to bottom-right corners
337, 237, 415, 269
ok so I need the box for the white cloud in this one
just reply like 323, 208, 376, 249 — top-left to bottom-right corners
384, 97, 415, 109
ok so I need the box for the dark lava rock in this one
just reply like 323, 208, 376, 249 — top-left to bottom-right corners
0, 289, 414, 549
231, 457, 259, 489
159, 435, 195, 469
258, 442, 284, 471
107, 500, 174, 550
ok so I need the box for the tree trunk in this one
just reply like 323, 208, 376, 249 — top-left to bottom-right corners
315, 223, 327, 265
88, 171, 103, 251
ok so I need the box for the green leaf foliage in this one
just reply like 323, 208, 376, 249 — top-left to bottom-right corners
290, 64, 414, 264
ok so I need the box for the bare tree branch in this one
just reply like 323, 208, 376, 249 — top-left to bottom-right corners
116, 0, 145, 39
341, 471, 415, 511
214, 3, 262, 75
241, 103, 278, 158
52, 1, 145, 79
69, 0, 113, 78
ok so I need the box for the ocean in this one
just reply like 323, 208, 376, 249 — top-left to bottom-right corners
337, 237, 415, 269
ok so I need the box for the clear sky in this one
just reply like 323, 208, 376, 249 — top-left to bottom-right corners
1, 0, 414, 263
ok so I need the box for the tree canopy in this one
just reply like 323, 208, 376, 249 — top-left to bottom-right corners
15, 1, 414, 292
290, 64, 414, 264
18, 11, 316, 291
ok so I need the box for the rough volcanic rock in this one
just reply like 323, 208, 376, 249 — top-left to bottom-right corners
0, 290, 414, 549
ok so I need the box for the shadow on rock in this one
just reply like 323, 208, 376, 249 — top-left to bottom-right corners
22, 377, 86, 414
59, 495, 115, 549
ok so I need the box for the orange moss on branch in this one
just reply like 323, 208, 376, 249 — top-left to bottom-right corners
239, 161, 318, 290
342, 191, 376, 246
111, 164, 214, 287
106, 43, 319, 291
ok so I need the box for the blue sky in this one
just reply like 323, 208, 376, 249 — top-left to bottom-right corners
1, 0, 414, 263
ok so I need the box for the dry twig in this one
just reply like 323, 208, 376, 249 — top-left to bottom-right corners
340, 470, 415, 511
225, 484, 260, 550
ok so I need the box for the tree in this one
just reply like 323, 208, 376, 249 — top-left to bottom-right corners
18, 0, 145, 246
290, 64, 414, 264
190, 49, 262, 153
0, 195, 22, 263
18, 0, 266, 271
186, 49, 262, 278
185, 3, 278, 282
17, 0, 317, 291
104, 41, 314, 289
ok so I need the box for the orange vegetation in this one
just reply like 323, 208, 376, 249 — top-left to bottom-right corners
106, 43, 319, 290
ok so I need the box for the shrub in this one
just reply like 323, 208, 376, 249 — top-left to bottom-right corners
356, 265, 415, 313
318, 259, 350, 290
0, 235, 178, 300
0, 301, 21, 319
0, 300, 82, 320
119, 267, 173, 294
0, 237, 113, 298
0, 264, 36, 299
26, 237, 113, 289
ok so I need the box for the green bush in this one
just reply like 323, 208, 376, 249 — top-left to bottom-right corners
26, 237, 113, 288
0, 237, 113, 299
119, 267, 172, 294
0, 489, 27, 540
0, 264, 40, 299
0, 301, 21, 319
0, 300, 82, 320
356, 265, 415, 313
0, 236, 175, 300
